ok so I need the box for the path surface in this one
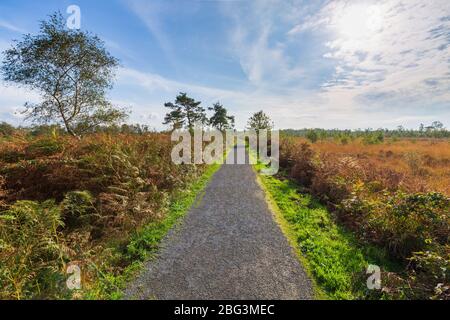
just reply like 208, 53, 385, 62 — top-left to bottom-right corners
125, 146, 313, 300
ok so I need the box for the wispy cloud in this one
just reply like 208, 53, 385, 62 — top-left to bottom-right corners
123, 0, 179, 71
290, 0, 450, 111
222, 0, 306, 88
118, 0, 450, 130
0, 19, 25, 33
218, 0, 450, 128
115, 66, 327, 130
0, 0, 448, 130
0, 81, 40, 124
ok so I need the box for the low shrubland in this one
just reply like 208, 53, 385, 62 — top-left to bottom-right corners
0, 129, 208, 299
277, 136, 449, 299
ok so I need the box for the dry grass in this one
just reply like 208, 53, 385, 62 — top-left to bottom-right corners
279, 136, 450, 299
293, 137, 450, 195
0, 131, 205, 299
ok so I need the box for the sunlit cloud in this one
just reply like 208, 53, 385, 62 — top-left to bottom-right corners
0, 0, 448, 130
291, 0, 450, 112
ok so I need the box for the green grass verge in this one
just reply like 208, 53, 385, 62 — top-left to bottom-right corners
254, 162, 396, 300
84, 163, 221, 300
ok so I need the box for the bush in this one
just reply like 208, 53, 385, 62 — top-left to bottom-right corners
25, 138, 64, 158
0, 122, 15, 136
408, 248, 449, 299
0, 132, 206, 298
362, 131, 385, 145
306, 130, 319, 143
370, 192, 449, 259
0, 200, 67, 299
61, 191, 97, 229
279, 136, 450, 299
289, 143, 316, 187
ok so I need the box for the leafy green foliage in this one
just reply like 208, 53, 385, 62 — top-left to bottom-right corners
25, 138, 64, 158
257, 169, 392, 299
362, 131, 385, 145
306, 130, 319, 143
85, 163, 220, 299
279, 137, 450, 299
163, 93, 206, 131
282, 121, 449, 141
0, 132, 212, 299
0, 122, 15, 136
0, 200, 67, 299
1, 12, 127, 137
61, 191, 96, 228
208, 102, 235, 131
247, 111, 274, 131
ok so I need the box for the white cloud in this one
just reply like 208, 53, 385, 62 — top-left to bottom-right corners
117, 0, 450, 129
0, 0, 448, 130
222, 1, 305, 87
291, 0, 450, 111
123, 0, 178, 70
0, 20, 26, 33
0, 81, 40, 125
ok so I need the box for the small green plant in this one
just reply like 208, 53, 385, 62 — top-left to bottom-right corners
362, 131, 385, 145
0, 122, 15, 136
0, 200, 67, 299
25, 138, 64, 158
255, 168, 392, 299
306, 130, 319, 143
61, 191, 97, 228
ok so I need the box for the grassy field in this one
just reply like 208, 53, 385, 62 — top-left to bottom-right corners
0, 129, 218, 299
301, 138, 450, 195
266, 136, 449, 299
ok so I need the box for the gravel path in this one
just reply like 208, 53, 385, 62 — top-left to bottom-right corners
124, 146, 313, 300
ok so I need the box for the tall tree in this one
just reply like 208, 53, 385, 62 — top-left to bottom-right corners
163, 93, 206, 131
163, 108, 184, 130
208, 102, 235, 131
1, 13, 127, 138
247, 111, 273, 131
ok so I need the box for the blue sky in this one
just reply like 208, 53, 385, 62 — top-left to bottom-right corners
0, 0, 449, 130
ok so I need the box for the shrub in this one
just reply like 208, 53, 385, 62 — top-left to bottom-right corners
61, 191, 97, 229
0, 200, 67, 299
290, 143, 316, 187
0, 122, 15, 136
279, 137, 297, 169
370, 192, 449, 258
0, 132, 207, 298
408, 247, 449, 299
362, 131, 384, 145
25, 138, 64, 159
306, 130, 319, 143
279, 136, 450, 299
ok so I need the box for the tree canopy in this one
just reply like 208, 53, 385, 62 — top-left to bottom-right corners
163, 92, 206, 131
1, 13, 127, 138
247, 111, 273, 131
208, 102, 235, 131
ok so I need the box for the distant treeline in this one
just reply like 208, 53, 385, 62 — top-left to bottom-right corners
0, 122, 157, 137
2, 120, 449, 142
282, 121, 449, 144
